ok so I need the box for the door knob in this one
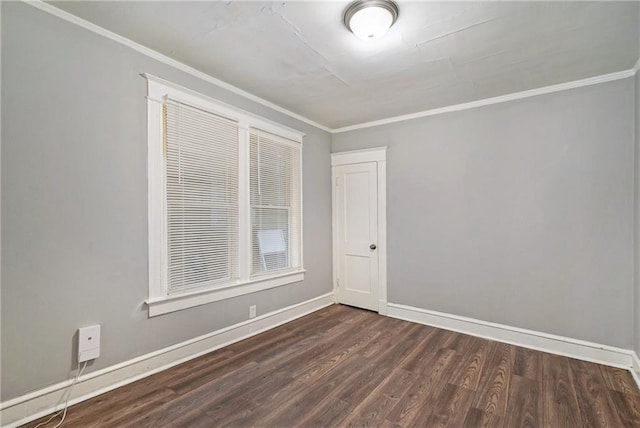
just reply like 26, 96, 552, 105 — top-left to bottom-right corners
370, 244, 377, 250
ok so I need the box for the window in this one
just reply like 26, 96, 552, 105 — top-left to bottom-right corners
165, 101, 240, 293
146, 75, 304, 316
250, 130, 302, 276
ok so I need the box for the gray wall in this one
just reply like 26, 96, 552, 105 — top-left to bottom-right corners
633, 0, 639, 356
2, 0, 638, 405
333, 78, 635, 349
635, 69, 640, 356
1, 2, 332, 400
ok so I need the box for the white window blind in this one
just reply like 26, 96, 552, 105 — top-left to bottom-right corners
147, 75, 305, 316
249, 129, 302, 277
164, 100, 240, 294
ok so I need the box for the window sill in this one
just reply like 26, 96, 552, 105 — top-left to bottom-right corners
146, 270, 306, 317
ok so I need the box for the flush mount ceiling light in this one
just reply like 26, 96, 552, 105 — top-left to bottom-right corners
344, 0, 399, 41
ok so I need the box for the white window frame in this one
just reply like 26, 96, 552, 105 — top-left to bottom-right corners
145, 74, 305, 317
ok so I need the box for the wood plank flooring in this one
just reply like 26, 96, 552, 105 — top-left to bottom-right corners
25, 304, 640, 427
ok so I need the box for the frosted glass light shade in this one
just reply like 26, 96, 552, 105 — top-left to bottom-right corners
349, 7, 393, 40
344, 0, 399, 42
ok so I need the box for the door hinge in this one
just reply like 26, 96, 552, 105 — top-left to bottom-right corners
336, 278, 340, 287
335, 177, 340, 187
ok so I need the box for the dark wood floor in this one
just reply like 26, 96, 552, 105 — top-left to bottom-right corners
26, 304, 640, 427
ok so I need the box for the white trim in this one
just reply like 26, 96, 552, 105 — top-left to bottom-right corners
331, 166, 338, 305
378, 300, 388, 316
147, 271, 306, 317
20, 1, 639, 134
331, 148, 387, 314
23, 0, 331, 134
146, 96, 166, 303
376, 159, 388, 315
146, 76, 305, 316
632, 352, 640, 390
0, 293, 334, 428
331, 147, 388, 165
146, 74, 305, 142
387, 302, 637, 372
332, 69, 635, 133
297, 138, 305, 273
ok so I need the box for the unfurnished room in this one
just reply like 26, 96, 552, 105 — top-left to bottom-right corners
2, 0, 640, 427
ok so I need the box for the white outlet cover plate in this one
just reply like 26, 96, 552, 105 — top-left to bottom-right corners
78, 325, 101, 362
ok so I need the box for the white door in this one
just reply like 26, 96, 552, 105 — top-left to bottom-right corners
334, 162, 379, 311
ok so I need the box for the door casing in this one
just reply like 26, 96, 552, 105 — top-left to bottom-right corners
331, 147, 387, 314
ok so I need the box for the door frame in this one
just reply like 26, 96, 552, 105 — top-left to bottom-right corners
331, 147, 387, 314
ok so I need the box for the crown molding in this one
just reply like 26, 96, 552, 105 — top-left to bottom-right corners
333, 68, 635, 133
20, 0, 638, 135
23, 0, 332, 134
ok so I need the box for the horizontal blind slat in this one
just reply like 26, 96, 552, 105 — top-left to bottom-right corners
249, 129, 301, 277
164, 101, 240, 294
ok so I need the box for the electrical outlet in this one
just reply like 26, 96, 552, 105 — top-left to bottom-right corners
249, 305, 257, 319
78, 325, 101, 363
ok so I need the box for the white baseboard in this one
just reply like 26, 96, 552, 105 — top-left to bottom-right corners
0, 293, 334, 428
386, 302, 638, 375
631, 352, 640, 389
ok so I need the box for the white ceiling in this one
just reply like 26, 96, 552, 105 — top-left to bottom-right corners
51, 1, 639, 129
